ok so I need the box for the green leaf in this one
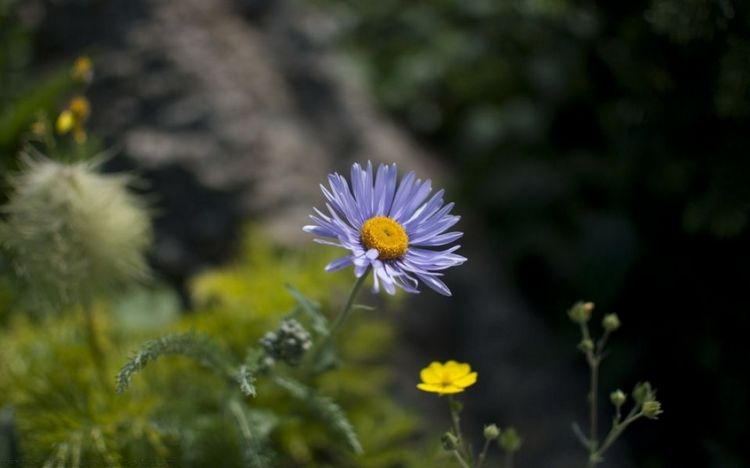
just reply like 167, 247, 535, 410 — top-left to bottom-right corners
272, 375, 363, 454
227, 399, 271, 468
117, 332, 234, 393
236, 365, 257, 397
0, 69, 73, 150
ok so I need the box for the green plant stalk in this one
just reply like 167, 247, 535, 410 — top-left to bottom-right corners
594, 406, 644, 460
329, 268, 370, 338
589, 357, 599, 454
228, 399, 266, 468
82, 300, 109, 389
476, 438, 491, 468
448, 395, 472, 465
452, 450, 470, 468
308, 268, 370, 372
579, 321, 601, 466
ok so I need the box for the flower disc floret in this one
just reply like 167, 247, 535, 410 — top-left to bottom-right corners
360, 216, 408, 260
417, 360, 477, 395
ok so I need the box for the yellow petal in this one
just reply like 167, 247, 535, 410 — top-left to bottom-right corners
438, 385, 466, 394
56, 111, 74, 134
417, 383, 465, 395
454, 372, 477, 388
444, 361, 471, 380
420, 362, 445, 384
417, 383, 443, 393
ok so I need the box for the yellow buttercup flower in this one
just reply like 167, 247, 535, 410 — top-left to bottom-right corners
56, 96, 91, 143
417, 360, 478, 395
72, 56, 94, 83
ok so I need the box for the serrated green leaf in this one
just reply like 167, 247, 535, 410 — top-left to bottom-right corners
117, 332, 234, 393
272, 375, 362, 454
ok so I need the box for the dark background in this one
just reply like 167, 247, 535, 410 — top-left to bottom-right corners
2, 0, 749, 466
324, 1, 750, 466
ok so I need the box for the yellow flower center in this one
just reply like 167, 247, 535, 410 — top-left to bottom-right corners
360, 216, 409, 260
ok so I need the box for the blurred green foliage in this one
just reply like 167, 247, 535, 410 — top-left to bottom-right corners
0, 0, 77, 164
0, 230, 440, 467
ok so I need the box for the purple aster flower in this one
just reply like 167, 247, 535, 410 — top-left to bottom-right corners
304, 161, 466, 296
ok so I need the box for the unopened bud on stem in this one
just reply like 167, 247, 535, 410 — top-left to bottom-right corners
568, 301, 595, 323
602, 313, 621, 332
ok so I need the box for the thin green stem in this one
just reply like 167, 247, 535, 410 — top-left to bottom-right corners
589, 356, 599, 451
579, 321, 603, 468
596, 329, 612, 355
452, 450, 470, 468
308, 268, 370, 374
228, 399, 265, 468
448, 395, 473, 465
476, 438, 491, 468
596, 410, 643, 458
81, 301, 108, 388
329, 268, 370, 338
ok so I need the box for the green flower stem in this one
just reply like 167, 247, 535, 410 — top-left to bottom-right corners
329, 268, 371, 338
308, 268, 370, 374
452, 450, 471, 468
81, 300, 108, 388
476, 439, 491, 468
594, 407, 644, 461
448, 395, 472, 465
579, 321, 601, 464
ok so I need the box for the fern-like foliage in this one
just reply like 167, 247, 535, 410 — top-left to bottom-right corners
117, 331, 240, 394
235, 365, 257, 397
272, 375, 363, 454
227, 399, 271, 468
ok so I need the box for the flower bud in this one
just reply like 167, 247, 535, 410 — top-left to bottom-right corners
602, 313, 621, 332
441, 432, 460, 451
72, 56, 94, 84
483, 424, 500, 441
568, 301, 594, 323
610, 389, 626, 407
498, 427, 522, 453
577, 338, 594, 353
632, 381, 654, 404
259, 318, 312, 366
642, 400, 663, 419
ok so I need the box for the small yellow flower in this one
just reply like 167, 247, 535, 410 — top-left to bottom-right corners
56, 110, 75, 134
69, 96, 91, 120
56, 96, 91, 143
417, 360, 478, 395
72, 56, 94, 83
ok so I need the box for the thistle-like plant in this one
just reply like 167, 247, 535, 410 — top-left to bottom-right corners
0, 154, 151, 307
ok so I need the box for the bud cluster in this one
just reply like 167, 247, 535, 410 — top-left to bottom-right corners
259, 318, 312, 366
